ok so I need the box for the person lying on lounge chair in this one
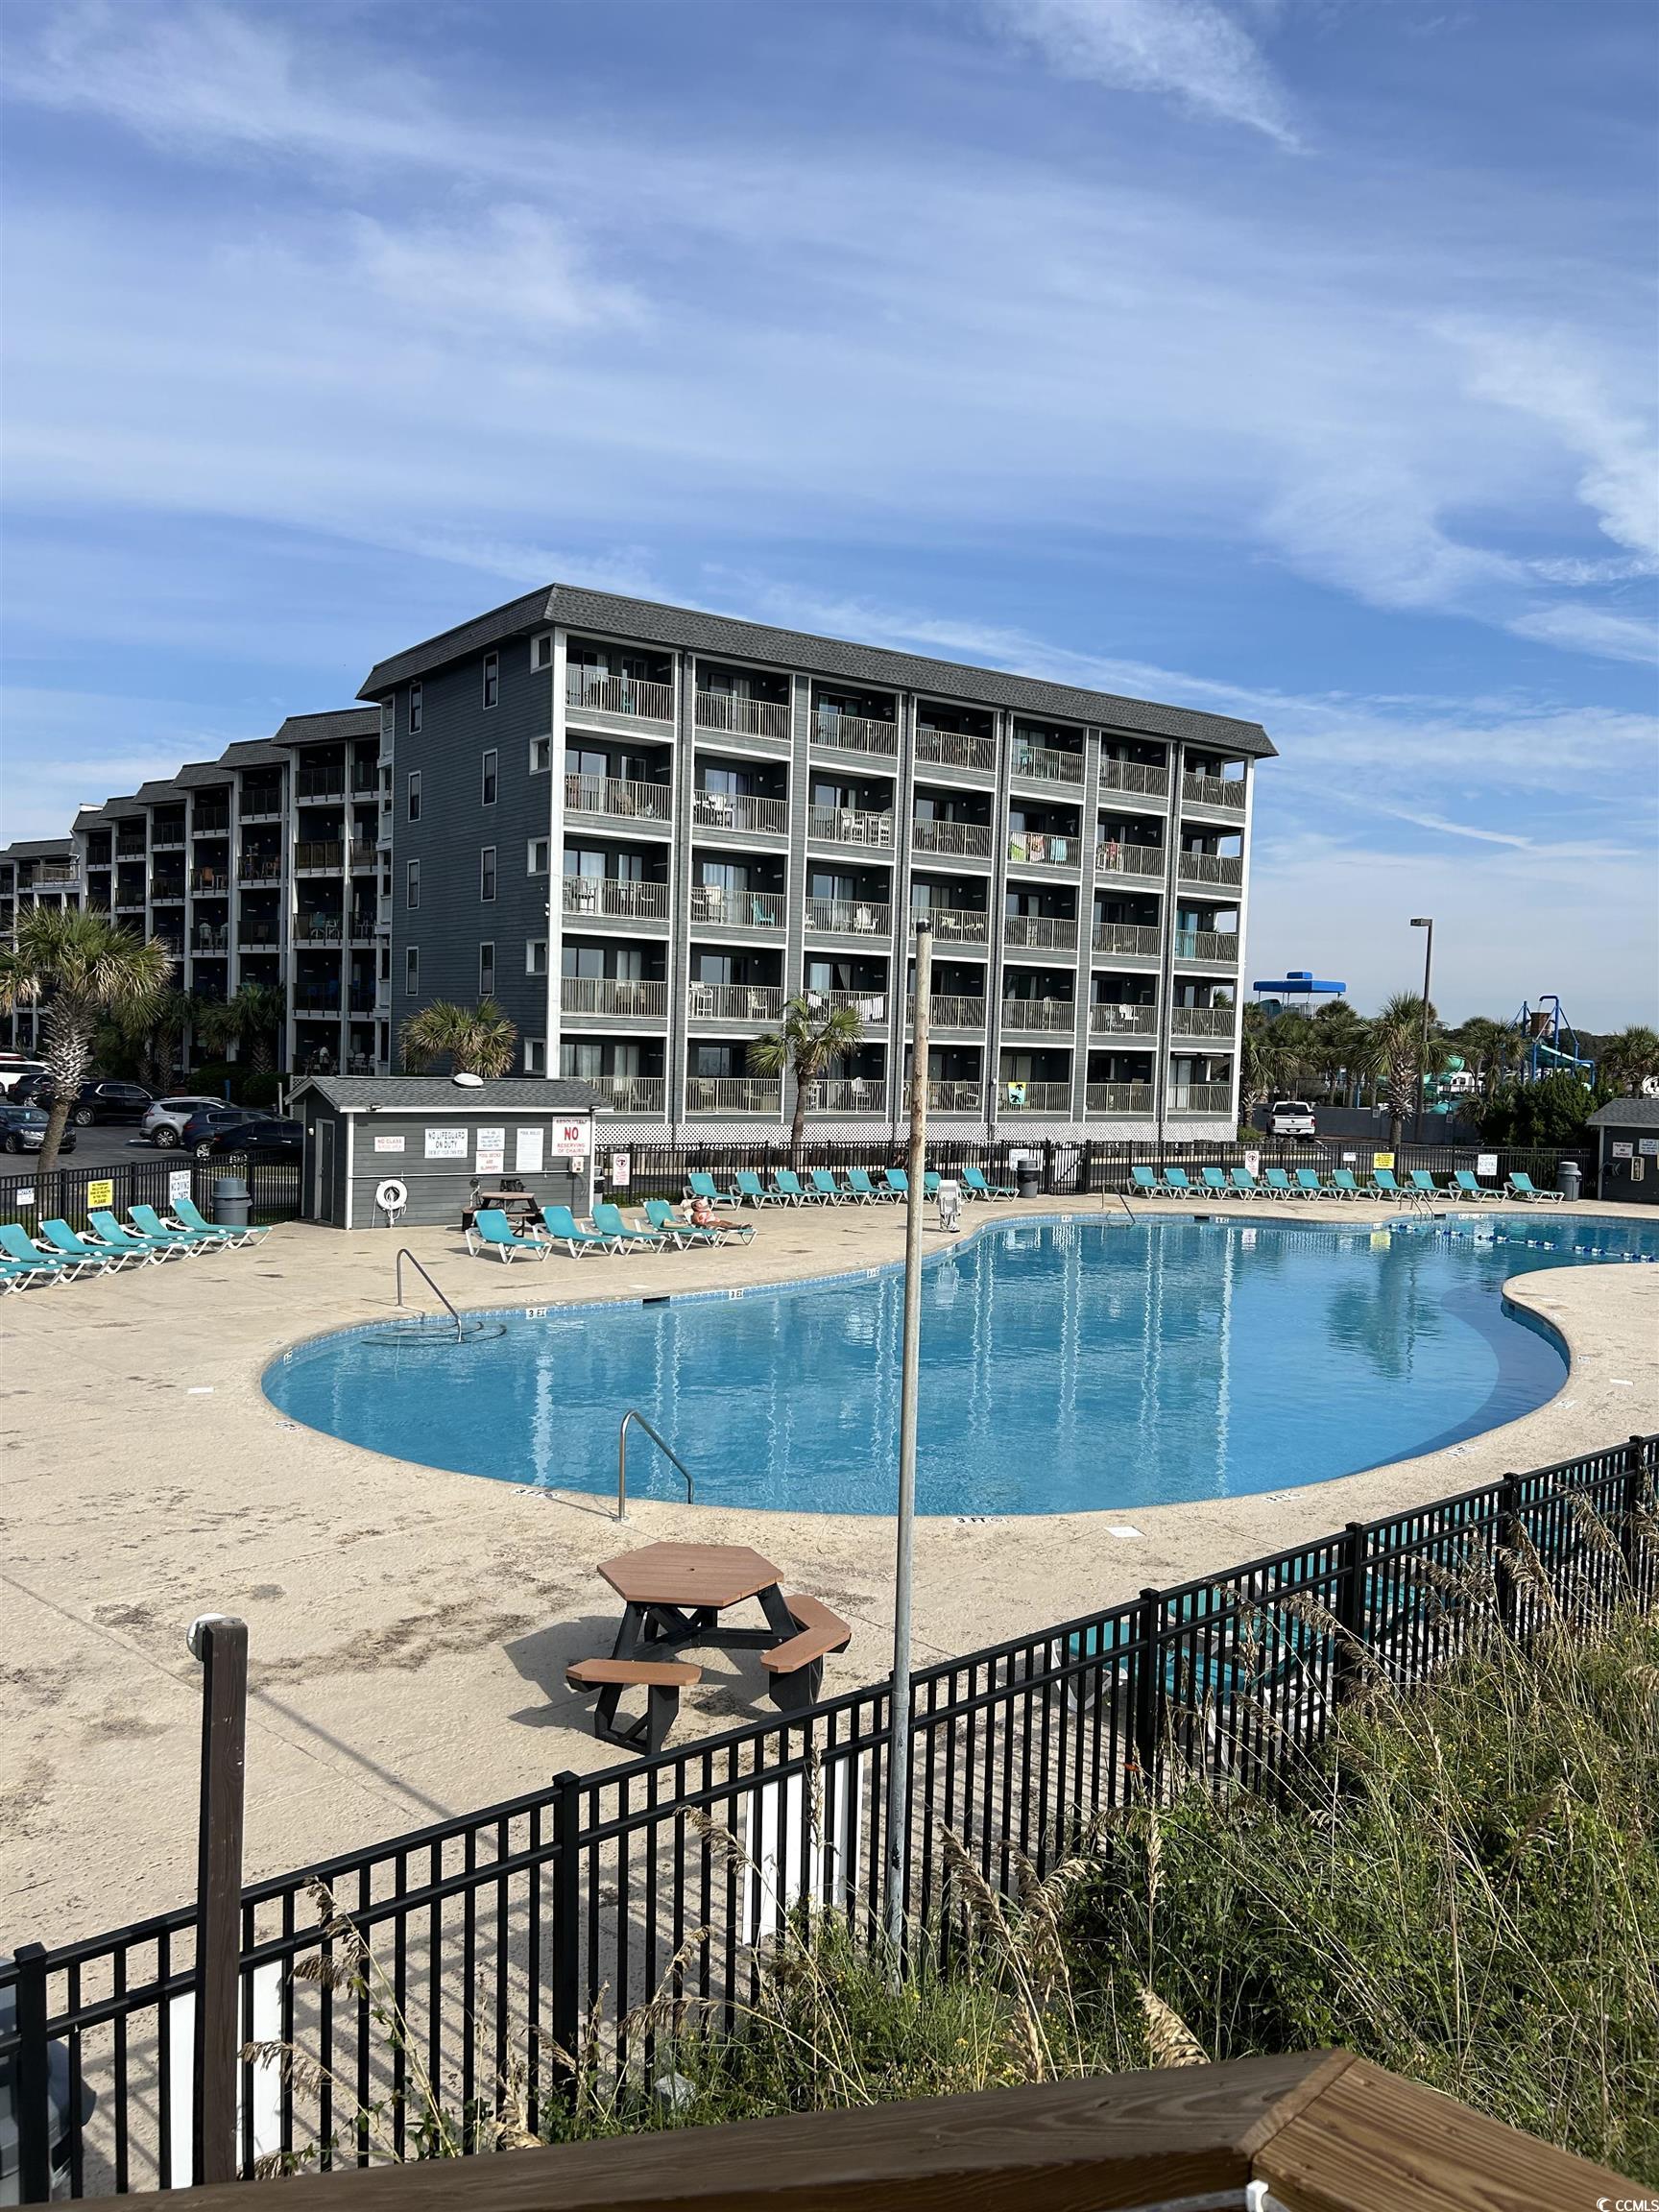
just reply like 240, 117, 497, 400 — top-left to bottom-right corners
686, 1191, 744, 1235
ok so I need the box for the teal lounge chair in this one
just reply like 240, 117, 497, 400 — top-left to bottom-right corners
687, 1171, 739, 1207
1504, 1170, 1565, 1204
924, 1170, 942, 1199
883, 1167, 911, 1199
961, 1166, 1015, 1200
643, 1198, 706, 1248
809, 1169, 844, 1203
1368, 1167, 1403, 1198
1406, 1168, 1437, 1196
40, 1218, 133, 1274
1162, 1167, 1194, 1198
130, 1203, 216, 1255
1293, 1168, 1326, 1199
1200, 1166, 1230, 1197
1130, 1166, 1162, 1198
87, 1211, 176, 1264
0, 1225, 70, 1286
1229, 1167, 1262, 1200
592, 1201, 670, 1249
0, 1253, 54, 1293
1262, 1166, 1295, 1200
1452, 1169, 1496, 1204
1329, 1169, 1362, 1200
843, 1168, 882, 1203
467, 1207, 552, 1262
770, 1170, 812, 1205
731, 1170, 773, 1207
541, 1204, 617, 1256
173, 1195, 263, 1248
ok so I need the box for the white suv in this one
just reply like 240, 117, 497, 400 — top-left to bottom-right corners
1268, 1098, 1317, 1139
142, 1094, 225, 1148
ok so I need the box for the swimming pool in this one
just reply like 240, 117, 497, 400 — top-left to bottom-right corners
265, 1214, 1658, 1517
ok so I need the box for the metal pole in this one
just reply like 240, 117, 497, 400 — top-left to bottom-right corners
884, 918, 930, 1982
1412, 917, 1433, 1144
190, 1613, 249, 2187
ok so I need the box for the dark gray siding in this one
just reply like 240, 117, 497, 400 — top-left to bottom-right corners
300, 1095, 592, 1228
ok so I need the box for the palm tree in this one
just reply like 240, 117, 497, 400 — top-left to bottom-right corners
747, 997, 865, 1166
1310, 1000, 1374, 1104
196, 980, 287, 1074
400, 998, 518, 1078
1370, 991, 1447, 1151
1600, 1023, 1659, 1096
1238, 1003, 1297, 1128
1448, 1015, 1521, 1095
99, 984, 202, 1093
0, 908, 174, 1172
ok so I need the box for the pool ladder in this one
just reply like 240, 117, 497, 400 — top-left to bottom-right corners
395, 1248, 464, 1343
617, 1408, 694, 1521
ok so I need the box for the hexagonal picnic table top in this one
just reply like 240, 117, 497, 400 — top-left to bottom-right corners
597, 1541, 782, 1611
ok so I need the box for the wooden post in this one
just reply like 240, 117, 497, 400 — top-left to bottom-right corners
190, 1614, 249, 2187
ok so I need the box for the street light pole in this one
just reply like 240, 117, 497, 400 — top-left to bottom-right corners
1410, 917, 1433, 1145
884, 917, 930, 1985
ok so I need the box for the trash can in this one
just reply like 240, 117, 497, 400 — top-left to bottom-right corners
1557, 1159, 1582, 1203
1015, 1161, 1042, 1200
212, 1174, 252, 1230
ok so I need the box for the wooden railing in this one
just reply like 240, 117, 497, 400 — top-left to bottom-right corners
685, 1075, 781, 1115
1183, 770, 1248, 810
694, 689, 791, 739
562, 877, 670, 923
292, 842, 343, 873
689, 886, 787, 929
560, 977, 669, 1020
1001, 998, 1074, 1033
911, 816, 993, 858
1089, 1002, 1157, 1035
1010, 738, 1085, 785
807, 805, 895, 848
1098, 756, 1170, 799
1177, 849, 1244, 887
691, 790, 788, 836
1003, 913, 1077, 951
812, 709, 900, 757
565, 773, 674, 824
804, 897, 891, 936
566, 671, 675, 721
915, 725, 998, 773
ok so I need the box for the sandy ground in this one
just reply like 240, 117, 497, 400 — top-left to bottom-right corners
3, 1192, 1655, 1948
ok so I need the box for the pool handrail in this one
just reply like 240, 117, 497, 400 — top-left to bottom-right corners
617, 1407, 694, 1520
396, 1248, 464, 1340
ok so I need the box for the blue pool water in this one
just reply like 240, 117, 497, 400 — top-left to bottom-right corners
265, 1214, 1659, 1516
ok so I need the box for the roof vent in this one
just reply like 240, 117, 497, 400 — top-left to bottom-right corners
452, 1071, 485, 1089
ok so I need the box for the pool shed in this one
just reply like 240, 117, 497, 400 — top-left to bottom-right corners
1587, 1094, 1659, 1207
292, 1075, 602, 1230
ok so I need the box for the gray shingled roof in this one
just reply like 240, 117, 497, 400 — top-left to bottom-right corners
216, 738, 288, 769
73, 798, 142, 830
0, 836, 76, 862
134, 780, 186, 805
293, 1075, 603, 1114
358, 583, 1276, 757
1588, 1095, 1659, 1128
173, 760, 237, 790
275, 708, 381, 747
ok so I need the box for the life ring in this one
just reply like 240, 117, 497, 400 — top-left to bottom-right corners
375, 1178, 408, 1215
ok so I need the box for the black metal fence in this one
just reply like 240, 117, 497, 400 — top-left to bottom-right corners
4, 1433, 1651, 2198
0, 1153, 301, 1235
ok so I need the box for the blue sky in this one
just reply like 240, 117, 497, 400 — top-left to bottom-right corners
2, 0, 1654, 1025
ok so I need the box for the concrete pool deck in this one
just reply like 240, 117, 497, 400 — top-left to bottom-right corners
4, 1194, 1656, 1944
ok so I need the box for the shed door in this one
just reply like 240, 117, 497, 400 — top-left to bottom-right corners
313, 1118, 334, 1220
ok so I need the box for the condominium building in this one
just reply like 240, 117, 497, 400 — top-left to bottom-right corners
361, 587, 1274, 1137
0, 838, 84, 1053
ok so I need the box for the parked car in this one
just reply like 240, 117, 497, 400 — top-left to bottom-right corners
192, 1116, 302, 1160
0, 1104, 77, 1155
0, 1055, 48, 1100
180, 1105, 263, 1154
1267, 1098, 1318, 1139
142, 1094, 228, 1148
12, 1076, 154, 1125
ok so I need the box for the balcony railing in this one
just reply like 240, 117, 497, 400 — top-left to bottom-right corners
1087, 1082, 1155, 1114
907, 994, 986, 1030
115, 839, 147, 861
998, 1081, 1070, 1112
293, 842, 344, 873
238, 927, 282, 950
191, 869, 230, 895
348, 914, 378, 942
348, 987, 378, 1015
1089, 1002, 1158, 1036
1001, 998, 1074, 1033
1003, 913, 1077, 952
1169, 1082, 1235, 1113
349, 842, 378, 871
685, 1075, 781, 1115
239, 791, 283, 820
809, 988, 888, 1021
150, 883, 186, 904
1098, 758, 1170, 800
1169, 1004, 1238, 1038
927, 1079, 983, 1113
1094, 841, 1164, 879
1173, 929, 1240, 965
805, 1077, 887, 1115
910, 817, 992, 858
686, 982, 785, 1023
1010, 739, 1085, 787
113, 897, 146, 914
566, 671, 674, 723
561, 976, 668, 1020
812, 709, 899, 757
237, 855, 283, 883
584, 1074, 666, 1114
191, 928, 229, 954
293, 996, 342, 1017
565, 772, 674, 825
1177, 850, 1244, 888
692, 790, 788, 836
690, 885, 786, 930
1182, 772, 1247, 811
922, 904, 991, 946
807, 805, 894, 849
149, 830, 185, 851
1006, 832, 1080, 869
1093, 922, 1161, 958
294, 919, 344, 946
296, 770, 346, 802
562, 877, 671, 923
34, 862, 81, 885
192, 811, 230, 836
804, 897, 891, 937
915, 726, 998, 775
695, 691, 791, 740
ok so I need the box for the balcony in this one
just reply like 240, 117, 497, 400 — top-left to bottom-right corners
685, 1075, 781, 1116
151, 883, 186, 906
34, 862, 81, 886
191, 928, 229, 954
805, 1076, 887, 1115
237, 855, 283, 884
192, 811, 231, 836
911, 817, 992, 860
1169, 1082, 1235, 1114
239, 793, 283, 823
690, 885, 786, 931
809, 988, 887, 1021
998, 1081, 1070, 1113
191, 868, 231, 896
294, 996, 343, 1018
296, 769, 346, 802
566, 671, 675, 723
293, 841, 345, 875
348, 986, 378, 1015
1177, 850, 1244, 889
1003, 913, 1077, 953
349, 842, 379, 872
1182, 772, 1247, 813
695, 691, 791, 741
565, 772, 674, 827
692, 790, 788, 837
1173, 930, 1240, 966
923, 905, 991, 947
1010, 740, 1085, 788
345, 1053, 377, 1075
687, 982, 786, 1023
115, 838, 147, 861
587, 1074, 667, 1114
1089, 1002, 1158, 1037
113, 896, 146, 915
239, 926, 282, 950
812, 709, 899, 759
807, 805, 894, 849
1006, 832, 1081, 871
915, 727, 998, 775
1001, 998, 1075, 1034
294, 919, 345, 948
150, 830, 185, 852
804, 897, 891, 937
1087, 1082, 1155, 1114
907, 994, 986, 1031
1169, 1004, 1238, 1039
1099, 758, 1170, 802
561, 977, 669, 1020
1094, 842, 1165, 880
1093, 922, 1162, 959
926, 1079, 983, 1114
562, 878, 671, 924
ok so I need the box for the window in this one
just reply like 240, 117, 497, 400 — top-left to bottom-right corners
530, 736, 551, 774
524, 1038, 547, 1074
482, 652, 499, 709
531, 634, 553, 671
406, 858, 421, 908
527, 837, 550, 875
379, 698, 394, 743
481, 749, 497, 806
405, 948, 420, 997
478, 942, 495, 998
526, 938, 548, 975
410, 682, 423, 734
407, 771, 421, 822
480, 845, 497, 902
